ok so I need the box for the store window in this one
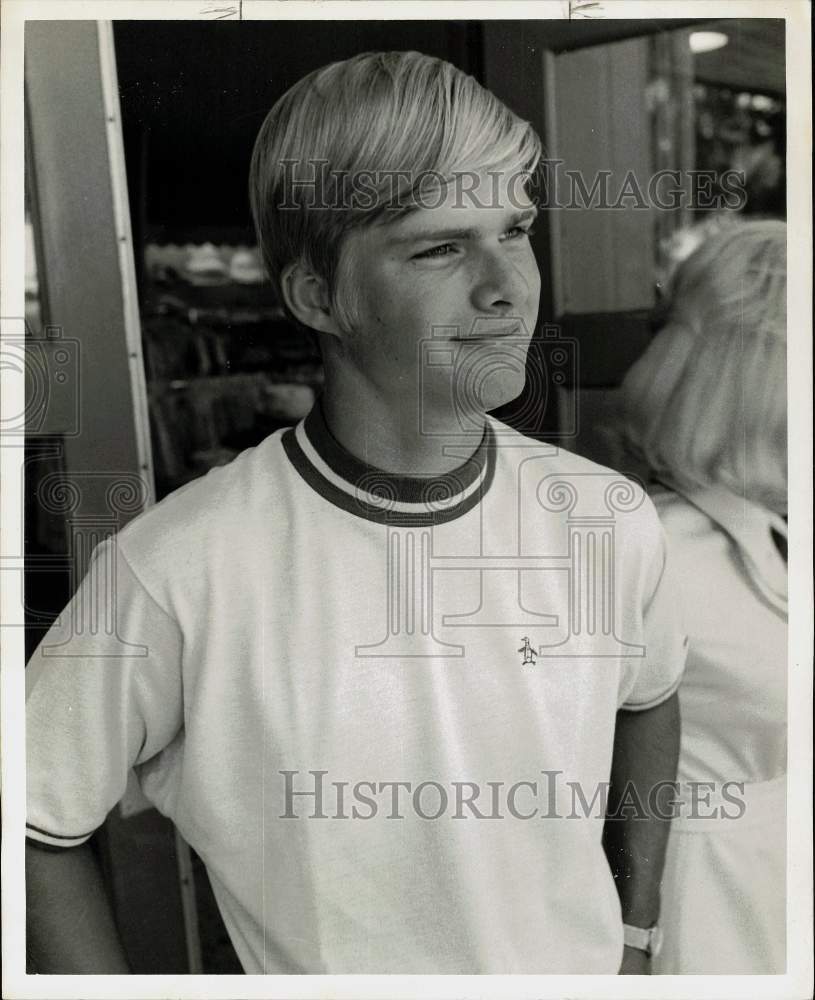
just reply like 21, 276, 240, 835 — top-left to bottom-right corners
650, 20, 786, 292
547, 19, 786, 468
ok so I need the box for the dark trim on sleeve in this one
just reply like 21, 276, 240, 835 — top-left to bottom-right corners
620, 668, 684, 713
26, 822, 97, 841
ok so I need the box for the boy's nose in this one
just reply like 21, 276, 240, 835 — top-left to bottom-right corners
471, 250, 535, 314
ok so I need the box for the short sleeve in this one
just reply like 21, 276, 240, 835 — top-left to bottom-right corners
618, 522, 688, 712
26, 539, 183, 848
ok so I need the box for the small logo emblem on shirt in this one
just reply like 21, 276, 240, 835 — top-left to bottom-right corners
518, 636, 537, 666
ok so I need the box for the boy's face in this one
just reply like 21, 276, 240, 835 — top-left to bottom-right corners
334, 170, 541, 426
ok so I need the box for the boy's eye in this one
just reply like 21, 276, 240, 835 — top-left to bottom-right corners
503, 225, 536, 241
414, 243, 457, 260
412, 225, 536, 260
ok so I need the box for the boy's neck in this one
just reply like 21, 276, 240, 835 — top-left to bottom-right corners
320, 385, 487, 478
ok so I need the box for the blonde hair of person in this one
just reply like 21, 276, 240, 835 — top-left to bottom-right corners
617, 219, 787, 514
249, 51, 541, 331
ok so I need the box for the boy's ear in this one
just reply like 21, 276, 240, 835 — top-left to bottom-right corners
281, 261, 342, 338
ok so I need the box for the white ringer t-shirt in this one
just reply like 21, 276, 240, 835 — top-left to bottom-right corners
26, 407, 687, 973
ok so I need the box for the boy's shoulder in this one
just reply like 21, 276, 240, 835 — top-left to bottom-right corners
488, 414, 619, 472
115, 430, 288, 574
488, 415, 662, 543
488, 413, 647, 485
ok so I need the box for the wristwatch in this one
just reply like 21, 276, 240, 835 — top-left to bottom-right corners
623, 922, 663, 958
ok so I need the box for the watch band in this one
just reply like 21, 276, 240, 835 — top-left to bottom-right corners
623, 922, 663, 958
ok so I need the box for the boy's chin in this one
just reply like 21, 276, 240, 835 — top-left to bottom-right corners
418, 370, 527, 435
477, 372, 527, 413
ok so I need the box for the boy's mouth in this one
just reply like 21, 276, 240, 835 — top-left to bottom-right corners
449, 322, 524, 342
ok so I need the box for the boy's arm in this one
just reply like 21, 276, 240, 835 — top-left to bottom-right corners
602, 691, 681, 975
25, 540, 184, 973
26, 840, 131, 973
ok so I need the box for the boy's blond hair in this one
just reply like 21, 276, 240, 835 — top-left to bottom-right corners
249, 51, 540, 330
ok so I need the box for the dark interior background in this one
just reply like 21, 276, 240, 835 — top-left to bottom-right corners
114, 21, 481, 246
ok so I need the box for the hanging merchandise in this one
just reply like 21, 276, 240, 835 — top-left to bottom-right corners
183, 243, 230, 286
139, 235, 323, 498
228, 247, 265, 285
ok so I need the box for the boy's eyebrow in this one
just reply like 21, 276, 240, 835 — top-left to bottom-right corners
390, 206, 539, 245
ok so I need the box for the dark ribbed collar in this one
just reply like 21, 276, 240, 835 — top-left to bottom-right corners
282, 403, 495, 526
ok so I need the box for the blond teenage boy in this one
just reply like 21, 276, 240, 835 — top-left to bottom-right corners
26, 52, 685, 974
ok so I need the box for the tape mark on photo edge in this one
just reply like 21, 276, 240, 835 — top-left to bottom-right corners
200, 3, 241, 19
570, 0, 606, 20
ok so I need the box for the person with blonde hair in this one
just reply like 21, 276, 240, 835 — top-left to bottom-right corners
616, 219, 787, 973
26, 51, 686, 974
